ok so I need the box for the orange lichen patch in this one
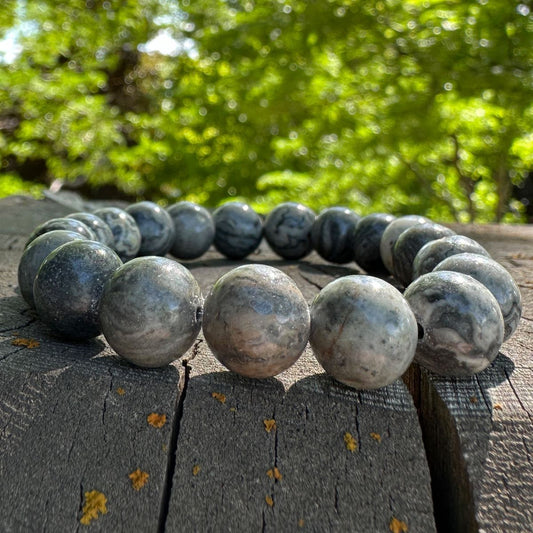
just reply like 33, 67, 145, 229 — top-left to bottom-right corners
211, 392, 226, 404
344, 432, 357, 452
116, 387, 126, 396
389, 517, 408, 533
298, 518, 305, 528
494, 403, 503, 410
129, 469, 149, 490
80, 490, 108, 525
263, 419, 276, 433
469, 396, 478, 404
11, 337, 40, 349
370, 432, 382, 443
266, 467, 282, 481
265, 495, 274, 507
147, 413, 167, 428
192, 465, 201, 476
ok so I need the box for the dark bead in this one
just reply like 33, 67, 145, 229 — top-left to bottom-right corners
26, 217, 96, 247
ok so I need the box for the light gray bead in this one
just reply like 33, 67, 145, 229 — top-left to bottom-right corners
125, 201, 175, 256
379, 215, 429, 274
404, 271, 504, 376
34, 240, 122, 340
213, 202, 263, 259
309, 275, 418, 389
26, 217, 96, 247
167, 201, 215, 260
264, 202, 316, 260
18, 230, 87, 308
93, 207, 141, 262
67, 212, 115, 247
202, 264, 310, 378
100, 257, 203, 368
412, 235, 490, 279
434, 253, 522, 341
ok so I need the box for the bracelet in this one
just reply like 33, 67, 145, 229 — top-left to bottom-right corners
18, 200, 522, 390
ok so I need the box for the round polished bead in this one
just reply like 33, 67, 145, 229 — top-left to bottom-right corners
311, 207, 360, 264
264, 202, 316, 260
125, 201, 175, 256
404, 271, 504, 376
434, 253, 522, 341
309, 276, 418, 389
167, 201, 215, 260
33, 240, 122, 340
67, 212, 115, 247
412, 235, 490, 279
393, 223, 455, 286
26, 217, 96, 247
18, 230, 87, 308
202, 264, 310, 378
100, 257, 203, 368
93, 207, 141, 262
379, 215, 429, 275
353, 213, 396, 274
213, 202, 263, 259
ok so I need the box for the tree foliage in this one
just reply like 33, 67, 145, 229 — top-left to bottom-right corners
1, 0, 532, 222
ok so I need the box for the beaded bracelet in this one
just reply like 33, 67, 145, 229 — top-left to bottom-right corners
18, 200, 522, 391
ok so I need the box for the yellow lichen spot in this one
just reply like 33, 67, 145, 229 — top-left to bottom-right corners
229, 407, 237, 412
370, 432, 382, 443
147, 413, 167, 428
470, 396, 478, 404
263, 419, 276, 433
192, 464, 201, 476
129, 469, 149, 490
390, 517, 408, 533
11, 337, 40, 349
266, 467, 283, 481
494, 403, 503, 410
344, 432, 357, 452
211, 392, 226, 404
298, 518, 305, 528
116, 387, 126, 396
80, 490, 107, 525
265, 495, 274, 507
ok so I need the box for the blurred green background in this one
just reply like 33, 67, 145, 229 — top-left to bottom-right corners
1, 0, 532, 222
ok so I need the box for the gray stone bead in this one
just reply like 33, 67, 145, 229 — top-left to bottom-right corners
393, 223, 455, 286
404, 271, 504, 377
311, 207, 360, 264
67, 212, 115, 247
26, 217, 96, 247
125, 201, 175, 257
434, 253, 522, 342
18, 230, 87, 308
100, 257, 203, 368
379, 215, 429, 274
167, 201, 215, 260
202, 264, 310, 378
353, 213, 396, 274
412, 235, 490, 280
213, 202, 263, 259
33, 240, 122, 340
93, 207, 141, 262
263, 202, 316, 260
310, 276, 418, 389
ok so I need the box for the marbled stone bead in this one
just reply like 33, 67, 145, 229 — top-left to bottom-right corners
93, 207, 142, 262
404, 271, 504, 376
18, 230, 86, 308
353, 213, 396, 274
100, 257, 203, 368
167, 201, 215, 260
434, 253, 522, 341
393, 223, 455, 286
379, 215, 429, 275
125, 201, 175, 257
264, 202, 316, 260
213, 202, 263, 259
311, 207, 360, 264
412, 235, 490, 280
67, 212, 114, 247
202, 264, 310, 378
33, 240, 122, 340
309, 276, 418, 389
26, 217, 96, 247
